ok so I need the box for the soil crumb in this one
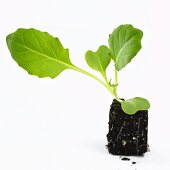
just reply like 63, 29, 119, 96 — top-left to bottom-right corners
132, 161, 136, 164
121, 157, 130, 161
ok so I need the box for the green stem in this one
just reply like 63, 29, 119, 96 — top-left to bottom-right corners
73, 66, 115, 96
113, 67, 122, 102
115, 67, 118, 86
72, 65, 122, 103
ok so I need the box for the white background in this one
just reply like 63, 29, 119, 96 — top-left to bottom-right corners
0, 0, 169, 169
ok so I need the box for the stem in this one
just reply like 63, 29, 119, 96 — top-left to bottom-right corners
115, 67, 118, 86
113, 67, 122, 102
71, 65, 122, 103
72, 66, 115, 96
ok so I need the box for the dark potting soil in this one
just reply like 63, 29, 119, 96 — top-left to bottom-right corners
107, 99, 148, 156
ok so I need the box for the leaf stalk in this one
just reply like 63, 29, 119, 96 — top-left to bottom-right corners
73, 65, 122, 102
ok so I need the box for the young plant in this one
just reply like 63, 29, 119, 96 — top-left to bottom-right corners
6, 24, 150, 115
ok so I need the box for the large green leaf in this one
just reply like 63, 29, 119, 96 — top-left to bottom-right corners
109, 24, 143, 71
6, 28, 75, 78
85, 45, 111, 77
121, 97, 150, 115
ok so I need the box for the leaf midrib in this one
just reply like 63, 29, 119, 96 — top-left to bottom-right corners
97, 54, 106, 77
116, 32, 139, 62
9, 38, 75, 70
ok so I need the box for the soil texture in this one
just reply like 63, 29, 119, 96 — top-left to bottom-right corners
107, 99, 148, 156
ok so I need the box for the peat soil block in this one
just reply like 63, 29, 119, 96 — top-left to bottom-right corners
107, 99, 148, 156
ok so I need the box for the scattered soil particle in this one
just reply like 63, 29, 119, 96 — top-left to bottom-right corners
132, 161, 136, 164
121, 157, 130, 161
107, 99, 149, 156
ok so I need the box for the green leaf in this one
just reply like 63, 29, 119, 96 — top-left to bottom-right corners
6, 28, 75, 78
109, 24, 143, 71
121, 97, 150, 115
85, 45, 111, 78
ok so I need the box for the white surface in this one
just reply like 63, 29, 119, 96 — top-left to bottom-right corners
0, 0, 169, 169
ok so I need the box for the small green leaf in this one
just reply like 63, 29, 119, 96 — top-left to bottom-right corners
121, 97, 150, 115
109, 24, 143, 71
6, 28, 75, 78
85, 45, 111, 78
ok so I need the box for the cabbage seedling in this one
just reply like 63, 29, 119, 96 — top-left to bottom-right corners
6, 24, 150, 115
